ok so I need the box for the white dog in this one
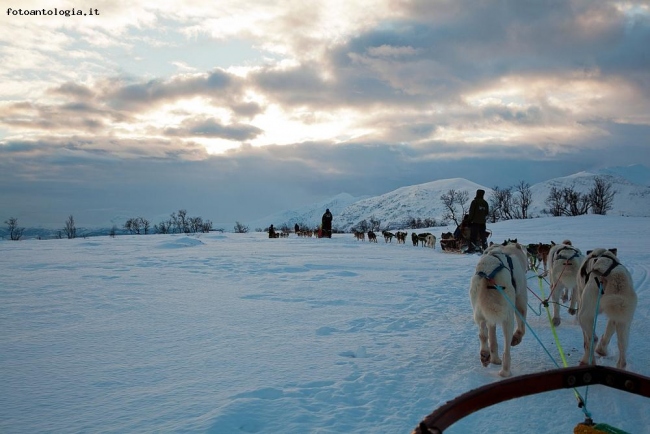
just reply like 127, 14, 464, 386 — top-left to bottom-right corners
547, 240, 584, 326
425, 234, 436, 249
576, 248, 637, 369
469, 242, 528, 377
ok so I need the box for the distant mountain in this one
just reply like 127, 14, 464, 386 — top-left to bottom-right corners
249, 166, 650, 232
335, 178, 488, 231
596, 164, 650, 186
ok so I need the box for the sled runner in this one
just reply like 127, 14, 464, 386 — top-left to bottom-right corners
412, 365, 650, 434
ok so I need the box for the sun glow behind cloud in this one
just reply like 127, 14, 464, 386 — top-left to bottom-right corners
245, 105, 373, 150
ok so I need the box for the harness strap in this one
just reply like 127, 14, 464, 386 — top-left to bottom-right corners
476, 253, 516, 290
582, 252, 621, 286
600, 259, 620, 278
554, 245, 580, 262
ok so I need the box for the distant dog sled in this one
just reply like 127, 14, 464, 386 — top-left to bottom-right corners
439, 226, 492, 254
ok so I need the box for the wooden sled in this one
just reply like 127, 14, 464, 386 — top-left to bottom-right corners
439, 229, 492, 254
412, 365, 650, 434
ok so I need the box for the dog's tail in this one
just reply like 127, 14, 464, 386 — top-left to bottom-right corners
475, 273, 512, 324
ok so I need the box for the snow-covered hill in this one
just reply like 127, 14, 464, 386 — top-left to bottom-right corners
529, 170, 650, 218
335, 178, 489, 231
250, 165, 650, 232
598, 164, 650, 186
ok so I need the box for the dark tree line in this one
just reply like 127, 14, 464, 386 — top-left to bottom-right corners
402, 216, 440, 229
270, 176, 617, 233
544, 176, 615, 217
488, 181, 533, 222
152, 209, 213, 234
436, 176, 616, 227
124, 217, 151, 235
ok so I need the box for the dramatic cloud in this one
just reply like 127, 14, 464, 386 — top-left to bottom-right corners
1, 0, 649, 227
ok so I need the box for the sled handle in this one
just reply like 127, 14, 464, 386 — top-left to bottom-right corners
413, 365, 650, 434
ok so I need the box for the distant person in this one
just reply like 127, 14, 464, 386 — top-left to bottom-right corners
467, 189, 489, 252
295, 223, 300, 233
268, 224, 276, 239
321, 208, 333, 238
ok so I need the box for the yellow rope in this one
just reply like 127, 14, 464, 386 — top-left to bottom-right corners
538, 274, 570, 367
537, 271, 588, 413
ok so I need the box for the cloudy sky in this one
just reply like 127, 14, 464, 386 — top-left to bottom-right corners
1, 0, 649, 228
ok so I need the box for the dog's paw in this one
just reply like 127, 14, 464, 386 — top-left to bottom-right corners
595, 345, 608, 357
552, 317, 561, 327
480, 351, 490, 367
562, 294, 569, 303
568, 308, 576, 315
498, 368, 511, 377
511, 332, 523, 347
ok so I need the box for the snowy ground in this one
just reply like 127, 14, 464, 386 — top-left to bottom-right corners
1, 215, 649, 434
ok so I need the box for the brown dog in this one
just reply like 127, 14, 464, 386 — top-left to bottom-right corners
526, 242, 552, 272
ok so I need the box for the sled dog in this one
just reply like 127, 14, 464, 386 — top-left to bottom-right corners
576, 248, 637, 369
526, 242, 552, 271
469, 242, 528, 377
382, 230, 395, 243
547, 240, 584, 326
417, 233, 432, 247
439, 232, 456, 251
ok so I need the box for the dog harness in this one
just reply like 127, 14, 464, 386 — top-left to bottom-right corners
476, 252, 516, 290
581, 251, 621, 292
553, 245, 581, 262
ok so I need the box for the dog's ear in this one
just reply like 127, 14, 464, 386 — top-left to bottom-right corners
551, 241, 556, 245
586, 249, 593, 256
609, 248, 618, 256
